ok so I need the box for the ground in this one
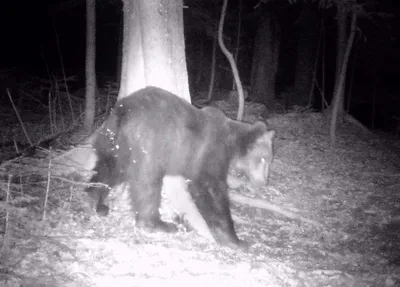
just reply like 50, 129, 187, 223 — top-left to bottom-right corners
0, 90, 399, 287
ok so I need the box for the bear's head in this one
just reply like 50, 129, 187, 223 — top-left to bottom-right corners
231, 123, 275, 188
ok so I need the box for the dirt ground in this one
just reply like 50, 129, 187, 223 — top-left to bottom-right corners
1, 99, 399, 287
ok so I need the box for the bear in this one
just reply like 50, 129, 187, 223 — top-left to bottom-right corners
85, 86, 275, 250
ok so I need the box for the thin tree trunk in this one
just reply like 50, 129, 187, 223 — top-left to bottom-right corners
218, 0, 244, 120
293, 3, 318, 106
207, 35, 217, 102
346, 51, 357, 112
84, 0, 96, 132
322, 15, 326, 111
330, 12, 357, 144
332, 4, 348, 119
371, 81, 376, 129
308, 16, 323, 107
231, 0, 242, 91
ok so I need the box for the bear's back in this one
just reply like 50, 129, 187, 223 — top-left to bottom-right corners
116, 87, 197, 121
112, 87, 230, 177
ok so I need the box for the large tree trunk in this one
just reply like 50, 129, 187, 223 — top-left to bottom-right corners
68, 0, 190, 170
84, 0, 96, 132
250, 7, 280, 110
119, 0, 190, 102
292, 3, 318, 107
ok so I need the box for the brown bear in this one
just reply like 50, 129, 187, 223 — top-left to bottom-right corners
85, 86, 275, 250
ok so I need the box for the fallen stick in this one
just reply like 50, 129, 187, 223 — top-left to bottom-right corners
229, 192, 321, 228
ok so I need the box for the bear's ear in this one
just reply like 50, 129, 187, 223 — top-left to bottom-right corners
230, 121, 271, 155
246, 122, 273, 142
256, 129, 275, 144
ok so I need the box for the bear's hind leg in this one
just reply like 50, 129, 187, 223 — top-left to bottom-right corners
86, 153, 120, 216
127, 175, 177, 233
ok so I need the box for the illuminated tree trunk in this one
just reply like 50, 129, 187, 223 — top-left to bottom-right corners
68, 0, 190, 169
119, 0, 190, 101
84, 0, 96, 132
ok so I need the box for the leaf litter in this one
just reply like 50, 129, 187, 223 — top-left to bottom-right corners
1, 99, 399, 287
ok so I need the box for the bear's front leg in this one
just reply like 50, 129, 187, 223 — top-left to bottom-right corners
188, 178, 248, 250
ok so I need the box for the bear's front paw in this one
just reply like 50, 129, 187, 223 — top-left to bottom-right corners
223, 239, 249, 251
235, 239, 250, 251
96, 203, 110, 216
136, 217, 178, 234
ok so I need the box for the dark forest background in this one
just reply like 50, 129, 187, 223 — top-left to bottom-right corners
0, 0, 398, 133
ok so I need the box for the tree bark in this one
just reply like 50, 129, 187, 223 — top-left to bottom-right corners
119, 0, 190, 101
84, 0, 96, 132
118, 0, 145, 99
68, 0, 191, 170
250, 7, 280, 110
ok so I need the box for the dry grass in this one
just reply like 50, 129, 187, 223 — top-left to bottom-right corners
0, 86, 399, 287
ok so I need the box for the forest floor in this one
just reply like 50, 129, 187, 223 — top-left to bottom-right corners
0, 90, 399, 287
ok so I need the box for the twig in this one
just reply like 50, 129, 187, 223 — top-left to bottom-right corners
0, 202, 27, 213
50, 175, 110, 189
1, 175, 12, 254
68, 186, 73, 212
52, 20, 75, 122
13, 139, 20, 153
1, 175, 12, 255
6, 89, 33, 146
48, 90, 53, 134
56, 79, 66, 131
42, 148, 52, 221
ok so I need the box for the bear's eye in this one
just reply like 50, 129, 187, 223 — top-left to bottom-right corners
256, 157, 266, 165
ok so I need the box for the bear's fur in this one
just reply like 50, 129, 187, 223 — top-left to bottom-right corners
86, 86, 275, 249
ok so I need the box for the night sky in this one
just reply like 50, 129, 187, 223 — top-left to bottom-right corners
0, 0, 398, 132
